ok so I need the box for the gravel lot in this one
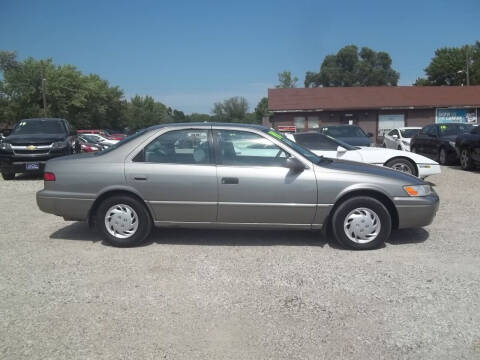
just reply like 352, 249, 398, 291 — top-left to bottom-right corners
1, 166, 479, 359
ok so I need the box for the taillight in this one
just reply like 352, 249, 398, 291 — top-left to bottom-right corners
44, 172, 56, 181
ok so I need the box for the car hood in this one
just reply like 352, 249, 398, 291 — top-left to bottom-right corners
354, 146, 438, 164
336, 136, 372, 146
319, 158, 424, 184
6, 133, 66, 145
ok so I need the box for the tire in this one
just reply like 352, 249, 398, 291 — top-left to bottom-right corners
96, 195, 152, 247
332, 196, 392, 250
460, 148, 474, 170
1, 171, 15, 180
385, 158, 417, 176
438, 147, 448, 165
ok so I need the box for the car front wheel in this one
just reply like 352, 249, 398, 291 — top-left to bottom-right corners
1, 170, 15, 180
332, 196, 392, 250
96, 195, 152, 247
460, 148, 474, 170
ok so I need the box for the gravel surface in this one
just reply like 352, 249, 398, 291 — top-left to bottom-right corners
1, 166, 479, 359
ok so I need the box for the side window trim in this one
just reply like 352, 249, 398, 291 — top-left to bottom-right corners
133, 128, 214, 165
212, 129, 289, 167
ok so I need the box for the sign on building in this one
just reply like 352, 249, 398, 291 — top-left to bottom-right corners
436, 108, 478, 124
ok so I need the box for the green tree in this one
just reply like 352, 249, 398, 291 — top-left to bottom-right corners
185, 113, 213, 122
305, 45, 399, 87
212, 96, 249, 122
254, 97, 270, 122
415, 42, 480, 86
276, 70, 298, 88
125, 95, 171, 129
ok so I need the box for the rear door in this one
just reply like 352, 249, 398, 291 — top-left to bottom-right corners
125, 127, 218, 223
214, 128, 317, 226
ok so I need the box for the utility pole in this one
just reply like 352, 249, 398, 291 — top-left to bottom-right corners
466, 46, 470, 86
40, 63, 47, 116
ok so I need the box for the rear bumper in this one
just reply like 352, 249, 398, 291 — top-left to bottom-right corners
36, 190, 94, 221
394, 193, 440, 229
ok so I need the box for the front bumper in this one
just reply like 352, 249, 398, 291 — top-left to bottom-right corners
417, 163, 441, 179
0, 153, 67, 173
393, 193, 440, 229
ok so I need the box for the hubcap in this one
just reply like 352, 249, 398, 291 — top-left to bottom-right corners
461, 150, 469, 168
344, 207, 381, 244
391, 162, 413, 174
104, 204, 139, 239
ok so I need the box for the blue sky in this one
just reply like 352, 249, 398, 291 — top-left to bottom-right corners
1, 0, 479, 114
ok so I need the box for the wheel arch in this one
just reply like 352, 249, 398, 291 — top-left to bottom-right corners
87, 187, 153, 228
384, 156, 418, 176
324, 188, 399, 234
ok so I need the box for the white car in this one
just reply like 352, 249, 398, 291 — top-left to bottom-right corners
286, 132, 441, 179
383, 127, 421, 151
80, 133, 119, 146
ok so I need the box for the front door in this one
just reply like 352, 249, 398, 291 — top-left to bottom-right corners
126, 128, 218, 223
214, 128, 317, 226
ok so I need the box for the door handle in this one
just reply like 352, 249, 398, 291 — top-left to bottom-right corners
134, 176, 147, 181
221, 177, 239, 184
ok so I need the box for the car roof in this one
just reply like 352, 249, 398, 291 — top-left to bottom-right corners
147, 122, 270, 131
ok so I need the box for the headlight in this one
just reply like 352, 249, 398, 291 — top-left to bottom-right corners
0, 142, 12, 151
52, 141, 68, 149
448, 141, 456, 148
403, 185, 433, 197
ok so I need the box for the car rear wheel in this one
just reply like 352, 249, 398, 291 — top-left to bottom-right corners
1, 170, 15, 180
460, 148, 474, 170
332, 196, 392, 250
96, 195, 152, 247
385, 158, 417, 176
438, 147, 450, 165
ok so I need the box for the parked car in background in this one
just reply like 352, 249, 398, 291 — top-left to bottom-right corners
319, 125, 374, 147
455, 125, 480, 170
383, 127, 421, 151
37, 123, 439, 250
285, 132, 440, 178
77, 136, 105, 153
0, 118, 77, 180
80, 133, 118, 146
410, 123, 473, 165
77, 129, 124, 141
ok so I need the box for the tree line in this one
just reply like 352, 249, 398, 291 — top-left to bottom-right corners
1, 41, 478, 129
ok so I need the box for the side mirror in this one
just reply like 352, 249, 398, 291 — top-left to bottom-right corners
367, 132, 373, 137
284, 157, 305, 172
392, 134, 398, 139
337, 146, 347, 153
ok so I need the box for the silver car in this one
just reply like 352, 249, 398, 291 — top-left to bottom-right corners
37, 123, 439, 250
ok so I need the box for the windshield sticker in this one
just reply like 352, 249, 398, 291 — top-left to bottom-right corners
440, 125, 447, 131
268, 130, 283, 140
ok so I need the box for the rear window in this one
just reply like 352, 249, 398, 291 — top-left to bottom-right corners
438, 123, 473, 136
322, 126, 366, 138
12, 119, 66, 135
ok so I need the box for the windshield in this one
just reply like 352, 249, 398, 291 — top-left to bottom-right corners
95, 128, 148, 155
400, 128, 420, 138
439, 123, 473, 136
12, 119, 66, 135
322, 126, 366, 138
263, 129, 322, 164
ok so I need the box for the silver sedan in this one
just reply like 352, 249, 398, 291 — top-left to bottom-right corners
37, 123, 439, 250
